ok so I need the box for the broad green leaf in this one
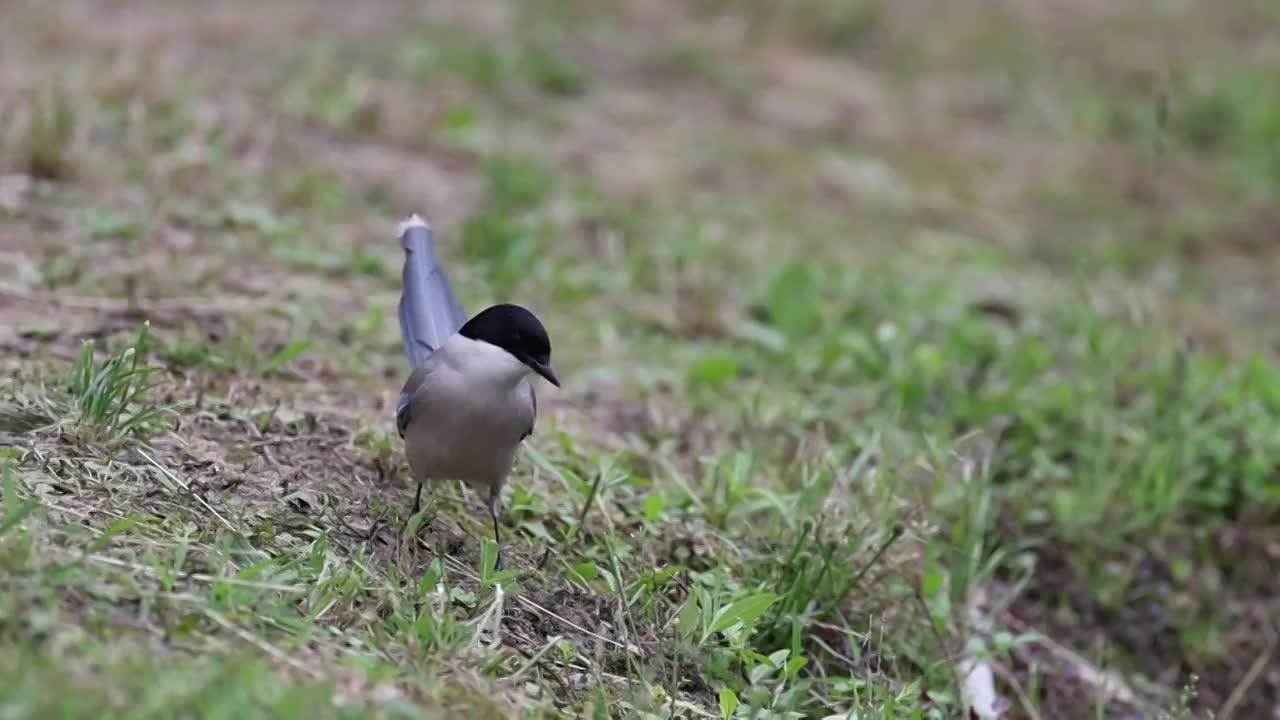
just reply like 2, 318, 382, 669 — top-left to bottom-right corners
403, 508, 429, 541
643, 494, 664, 522
709, 592, 777, 634
417, 558, 444, 596
749, 659, 775, 685
782, 655, 808, 680
448, 587, 478, 607
479, 539, 499, 581
688, 350, 740, 388
676, 594, 701, 641
80, 517, 137, 559
718, 689, 738, 719
768, 262, 820, 338
264, 340, 312, 372
568, 561, 598, 583
519, 520, 553, 541
485, 569, 520, 588
921, 562, 944, 598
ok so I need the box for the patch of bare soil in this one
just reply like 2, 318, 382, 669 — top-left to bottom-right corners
1003, 528, 1280, 719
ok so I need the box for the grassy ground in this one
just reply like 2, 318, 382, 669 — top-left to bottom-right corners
2, 1, 1279, 717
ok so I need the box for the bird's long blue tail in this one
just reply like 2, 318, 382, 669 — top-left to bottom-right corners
397, 215, 468, 369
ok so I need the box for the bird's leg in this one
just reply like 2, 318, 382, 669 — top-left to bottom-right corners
487, 486, 504, 571
407, 480, 433, 540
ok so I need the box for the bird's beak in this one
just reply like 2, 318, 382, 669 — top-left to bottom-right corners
532, 360, 560, 387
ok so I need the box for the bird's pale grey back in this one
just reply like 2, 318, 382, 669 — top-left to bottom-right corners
400, 335, 536, 492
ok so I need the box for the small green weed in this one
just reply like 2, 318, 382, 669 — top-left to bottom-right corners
21, 85, 77, 180
67, 322, 168, 442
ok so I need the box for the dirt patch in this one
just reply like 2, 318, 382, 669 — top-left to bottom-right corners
1003, 529, 1280, 718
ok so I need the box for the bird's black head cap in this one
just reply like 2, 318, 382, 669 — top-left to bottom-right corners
459, 303, 560, 386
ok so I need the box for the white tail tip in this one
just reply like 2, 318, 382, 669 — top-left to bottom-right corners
397, 213, 429, 237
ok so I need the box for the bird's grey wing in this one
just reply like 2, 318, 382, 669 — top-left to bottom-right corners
397, 214, 468, 371
396, 360, 438, 438
520, 382, 536, 441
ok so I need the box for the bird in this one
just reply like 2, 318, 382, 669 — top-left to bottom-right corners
393, 213, 560, 570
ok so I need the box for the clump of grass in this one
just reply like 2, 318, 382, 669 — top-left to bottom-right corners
1169, 66, 1280, 187
707, 0, 881, 52
522, 42, 590, 98
161, 339, 230, 372
67, 322, 168, 442
462, 153, 558, 293
21, 86, 78, 180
